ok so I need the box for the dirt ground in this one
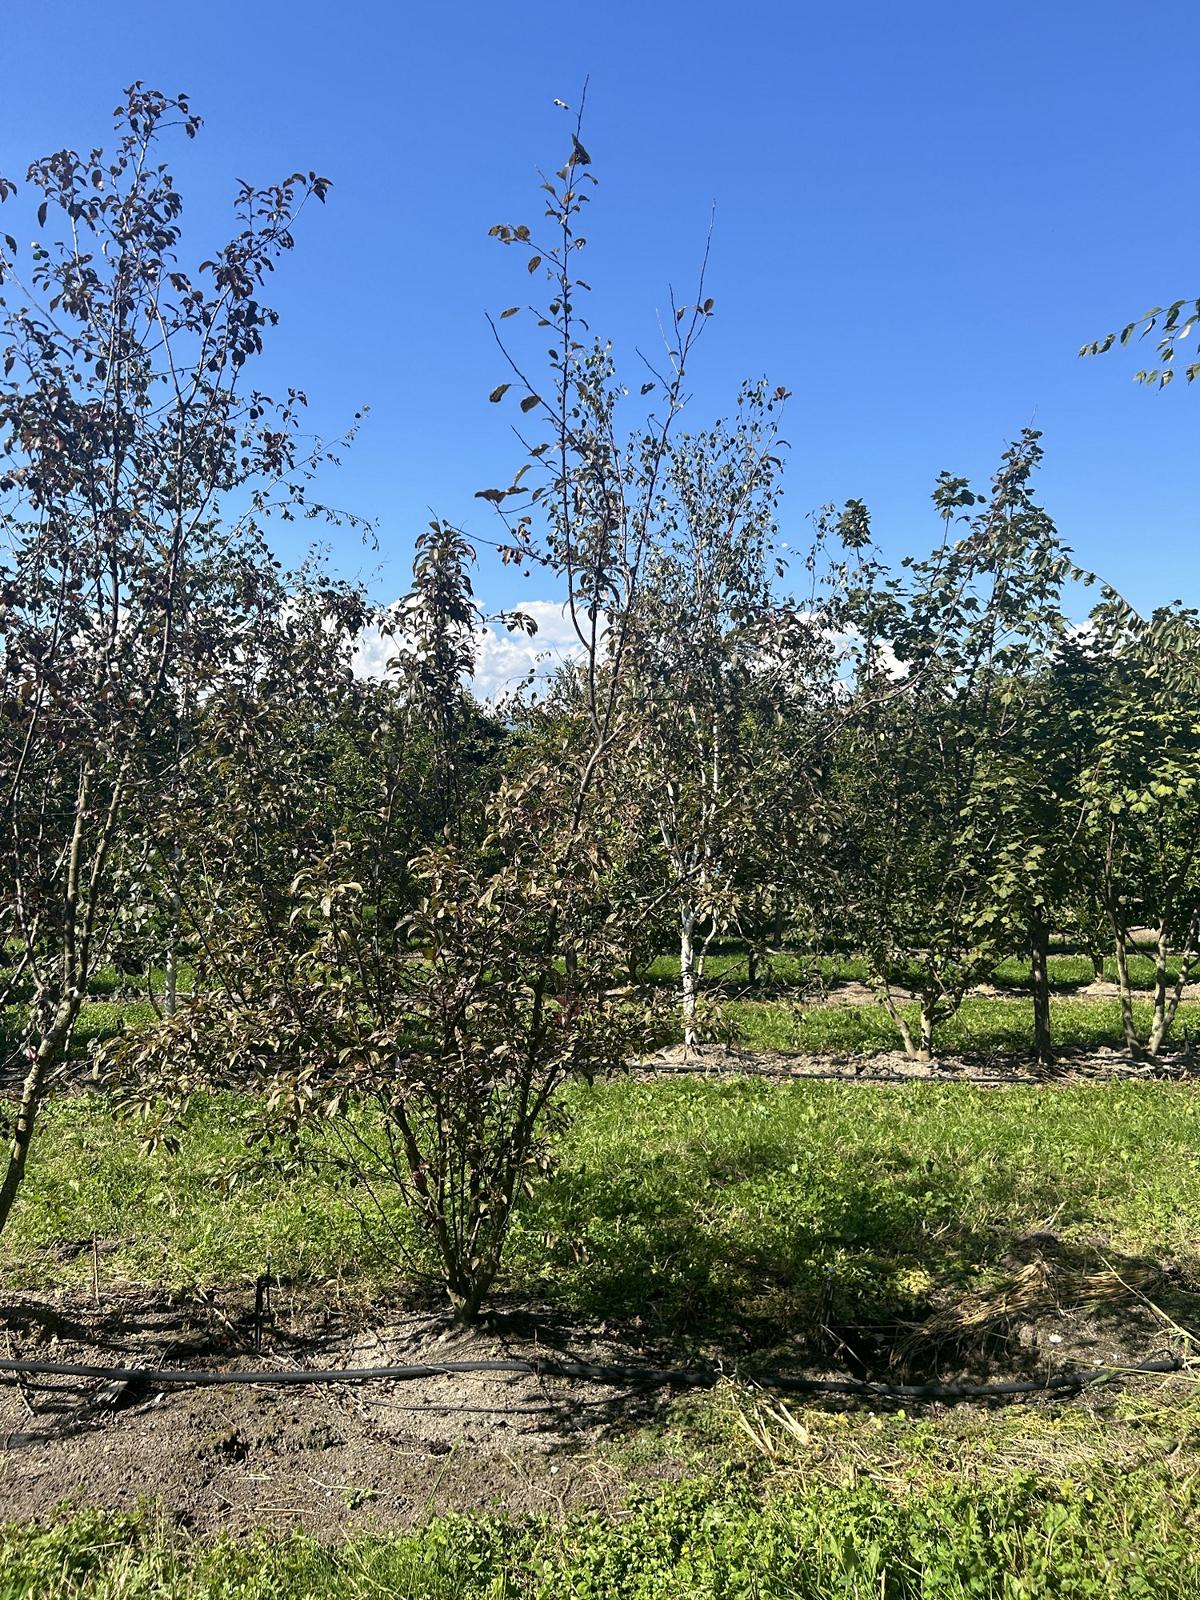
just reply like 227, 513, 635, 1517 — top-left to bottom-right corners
0, 1274, 1189, 1537
0, 1290, 690, 1536
642, 1041, 1200, 1084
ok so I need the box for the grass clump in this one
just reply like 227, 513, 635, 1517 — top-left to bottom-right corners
3, 1457, 1199, 1598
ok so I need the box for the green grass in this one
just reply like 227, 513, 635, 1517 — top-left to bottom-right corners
0, 1001, 156, 1068
0, 964, 195, 1004
0, 1092, 366, 1291
994, 953, 1192, 992
648, 949, 1188, 994
517, 1076, 1200, 1337
4, 1451, 1200, 1598
645, 950, 873, 987
84, 962, 197, 999
721, 995, 1200, 1055
5, 1077, 1200, 1344
992, 954, 1098, 989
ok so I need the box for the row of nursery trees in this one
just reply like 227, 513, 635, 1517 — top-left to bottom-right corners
2, 88, 1197, 1320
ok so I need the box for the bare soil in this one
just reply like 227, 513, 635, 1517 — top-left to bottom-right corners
0, 1290, 683, 1536
641, 1042, 1200, 1084
0, 1273, 1190, 1537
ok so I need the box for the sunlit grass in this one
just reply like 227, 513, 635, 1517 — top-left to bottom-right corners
3, 1444, 1200, 1598
719, 994, 1200, 1055
5, 1076, 1200, 1345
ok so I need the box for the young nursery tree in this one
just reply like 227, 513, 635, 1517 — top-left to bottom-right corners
615, 395, 834, 1049
109, 113, 762, 1320
834, 433, 1069, 1060
1075, 603, 1200, 1057
0, 86, 345, 1232
972, 646, 1093, 1064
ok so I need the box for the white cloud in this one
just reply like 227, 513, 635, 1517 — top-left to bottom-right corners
825, 623, 908, 684
351, 598, 587, 704
349, 623, 396, 681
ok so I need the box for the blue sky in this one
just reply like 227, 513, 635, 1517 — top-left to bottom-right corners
2, 0, 1196, 645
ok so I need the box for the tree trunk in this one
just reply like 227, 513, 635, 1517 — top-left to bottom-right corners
1148, 922, 1170, 1057
1030, 913, 1053, 1064
164, 904, 179, 1020
0, 1001, 76, 1237
918, 1001, 935, 1062
446, 1272, 492, 1327
680, 902, 698, 1055
1147, 919, 1197, 1057
1110, 933, 1141, 1055
878, 981, 921, 1060
1102, 830, 1140, 1055
1104, 875, 1140, 1054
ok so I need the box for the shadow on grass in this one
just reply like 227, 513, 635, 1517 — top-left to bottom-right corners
512, 1099, 1200, 1384
5, 1078, 1199, 1406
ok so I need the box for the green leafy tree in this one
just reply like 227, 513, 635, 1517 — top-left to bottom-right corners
615, 392, 834, 1049
0, 87, 346, 1233
834, 433, 1068, 1059
1076, 604, 1200, 1056
979, 637, 1107, 1060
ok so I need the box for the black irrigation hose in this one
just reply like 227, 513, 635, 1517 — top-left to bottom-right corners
0, 1353, 1187, 1404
